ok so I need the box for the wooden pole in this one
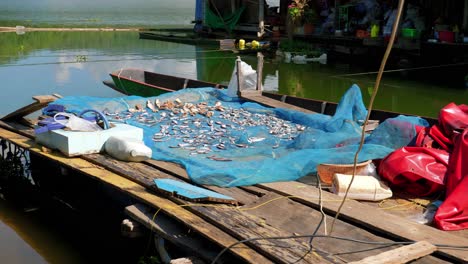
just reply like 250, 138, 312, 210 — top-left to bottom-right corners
258, 0, 265, 37
464, 0, 468, 32
256, 52, 264, 91
236, 56, 243, 96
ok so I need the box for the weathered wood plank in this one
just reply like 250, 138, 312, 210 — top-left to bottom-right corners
87, 154, 258, 206
83, 155, 326, 263
8, 128, 322, 264
1, 95, 59, 121
97, 153, 445, 263
240, 94, 316, 114
238, 192, 446, 263
125, 204, 222, 262
0, 127, 271, 264
259, 181, 468, 262
349, 241, 437, 264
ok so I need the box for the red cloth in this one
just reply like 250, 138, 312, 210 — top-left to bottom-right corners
434, 129, 468, 230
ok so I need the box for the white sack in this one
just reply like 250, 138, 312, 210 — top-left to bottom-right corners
104, 136, 152, 162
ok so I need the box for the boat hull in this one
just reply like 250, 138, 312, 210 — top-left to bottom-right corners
105, 68, 437, 125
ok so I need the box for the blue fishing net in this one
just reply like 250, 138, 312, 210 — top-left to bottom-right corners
52, 85, 428, 187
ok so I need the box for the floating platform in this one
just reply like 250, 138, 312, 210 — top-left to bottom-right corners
1, 95, 468, 263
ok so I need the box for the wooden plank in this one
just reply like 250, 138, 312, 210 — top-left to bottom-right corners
259, 181, 468, 262
116, 154, 445, 262
82, 155, 326, 263
240, 93, 316, 114
1, 95, 59, 121
0, 127, 271, 264
125, 204, 221, 262
349, 241, 437, 264
90, 155, 258, 206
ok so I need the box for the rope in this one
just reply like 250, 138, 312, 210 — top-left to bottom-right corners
332, 62, 468, 77
329, 0, 406, 234
0, 55, 239, 68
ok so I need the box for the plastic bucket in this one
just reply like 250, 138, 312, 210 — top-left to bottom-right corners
438, 31, 454, 43
317, 160, 372, 185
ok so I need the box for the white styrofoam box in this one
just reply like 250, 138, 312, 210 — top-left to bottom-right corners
35, 123, 143, 157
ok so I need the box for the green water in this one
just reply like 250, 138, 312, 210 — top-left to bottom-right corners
0, 29, 467, 263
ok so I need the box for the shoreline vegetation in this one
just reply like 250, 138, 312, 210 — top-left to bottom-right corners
0, 26, 142, 32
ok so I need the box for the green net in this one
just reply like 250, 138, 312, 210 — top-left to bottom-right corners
205, 5, 246, 30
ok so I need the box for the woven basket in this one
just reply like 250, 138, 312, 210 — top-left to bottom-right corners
317, 160, 372, 185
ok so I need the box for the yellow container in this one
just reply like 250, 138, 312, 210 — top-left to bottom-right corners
238, 39, 245, 50
371, 24, 379, 37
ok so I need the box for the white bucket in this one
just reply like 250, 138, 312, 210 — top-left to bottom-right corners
331, 173, 392, 201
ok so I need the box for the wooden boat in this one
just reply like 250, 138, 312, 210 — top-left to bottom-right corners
104, 68, 437, 125
139, 31, 221, 46
1, 93, 467, 263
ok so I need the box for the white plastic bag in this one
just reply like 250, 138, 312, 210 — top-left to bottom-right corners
54, 112, 102, 132
104, 136, 152, 162
226, 60, 258, 97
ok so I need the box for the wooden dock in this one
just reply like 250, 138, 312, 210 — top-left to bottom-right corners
1, 96, 467, 263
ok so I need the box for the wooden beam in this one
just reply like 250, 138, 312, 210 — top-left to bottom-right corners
240, 93, 316, 114
349, 241, 437, 264
1, 94, 60, 121
258, 181, 468, 262
125, 204, 220, 262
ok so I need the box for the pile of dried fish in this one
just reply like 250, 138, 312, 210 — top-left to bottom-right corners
104, 98, 308, 161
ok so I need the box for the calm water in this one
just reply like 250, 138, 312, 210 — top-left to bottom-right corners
1, 3, 468, 263
0, 0, 194, 27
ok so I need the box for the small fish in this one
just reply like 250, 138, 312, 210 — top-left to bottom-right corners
207, 155, 232, 162
248, 137, 266, 143
147, 100, 158, 112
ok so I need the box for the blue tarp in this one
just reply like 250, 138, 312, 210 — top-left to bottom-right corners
52, 85, 428, 187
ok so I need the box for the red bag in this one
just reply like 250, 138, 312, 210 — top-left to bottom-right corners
378, 147, 449, 197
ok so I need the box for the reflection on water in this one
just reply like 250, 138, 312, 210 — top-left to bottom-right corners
1, 31, 467, 118
0, 199, 81, 264
0, 30, 467, 262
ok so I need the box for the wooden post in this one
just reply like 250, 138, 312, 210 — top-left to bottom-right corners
231, 0, 236, 14
236, 56, 244, 96
464, 0, 468, 32
258, 0, 265, 37
256, 52, 264, 91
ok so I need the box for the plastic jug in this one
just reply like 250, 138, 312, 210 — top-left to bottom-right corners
238, 39, 245, 50
371, 24, 379, 38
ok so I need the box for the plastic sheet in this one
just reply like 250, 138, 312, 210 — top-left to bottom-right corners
379, 102, 468, 230
52, 85, 428, 187
378, 147, 448, 196
434, 128, 468, 230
